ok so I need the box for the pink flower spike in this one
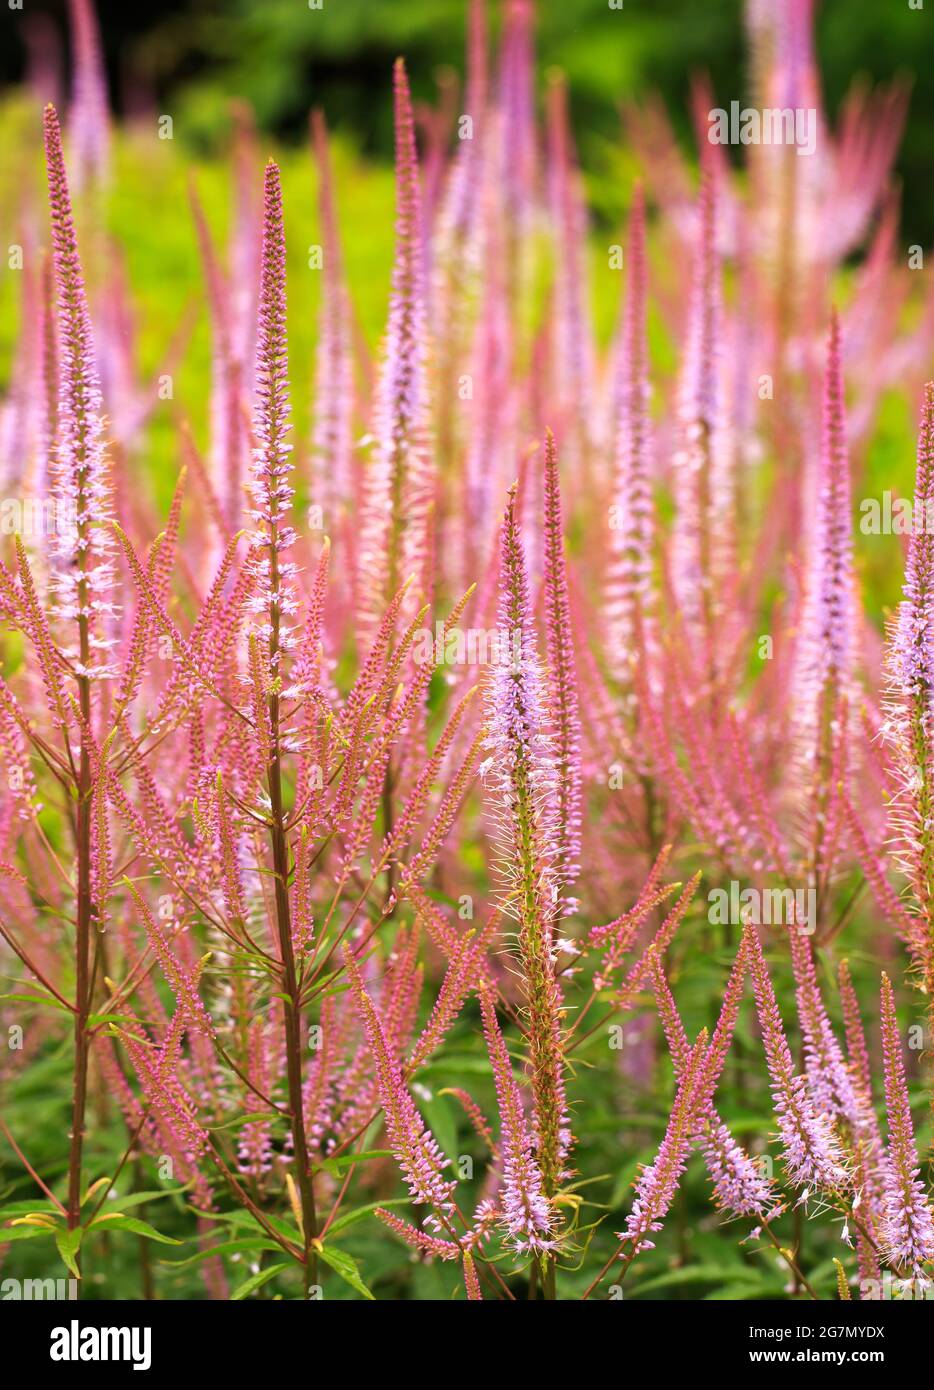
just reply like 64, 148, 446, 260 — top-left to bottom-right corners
344, 946, 456, 1218
247, 160, 297, 678
617, 1030, 709, 1257
360, 58, 434, 628
542, 430, 582, 901
884, 383, 934, 964
795, 314, 853, 892
375, 1207, 460, 1261
650, 950, 777, 1220
479, 988, 555, 1254
605, 183, 653, 676
483, 487, 571, 1190
66, 0, 110, 190
310, 110, 354, 539
43, 103, 116, 680
744, 922, 849, 1194
879, 973, 934, 1280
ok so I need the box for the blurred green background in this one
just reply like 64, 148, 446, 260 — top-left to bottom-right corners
1, 0, 933, 238
1, 0, 932, 1302
0, 0, 930, 621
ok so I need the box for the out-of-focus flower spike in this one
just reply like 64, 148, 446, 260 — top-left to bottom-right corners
545, 72, 594, 449
542, 431, 582, 900
841, 792, 922, 959
189, 180, 244, 536
441, 1086, 497, 1154
66, 0, 110, 190
672, 155, 726, 678
497, 0, 537, 237
310, 111, 355, 550
229, 101, 262, 374
797, 310, 854, 890
113, 472, 186, 723
605, 184, 653, 683
360, 59, 434, 631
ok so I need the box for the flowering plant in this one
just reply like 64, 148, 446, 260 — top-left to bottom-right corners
1, 0, 932, 1304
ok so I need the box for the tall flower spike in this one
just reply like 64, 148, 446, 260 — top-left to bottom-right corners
650, 949, 778, 1220
246, 160, 298, 675
616, 1031, 709, 1257
885, 382, 934, 980
344, 947, 456, 1218
310, 110, 354, 544
43, 103, 116, 679
879, 973, 934, 1281
66, 0, 110, 190
479, 988, 555, 1253
797, 311, 853, 890
483, 488, 570, 1193
542, 431, 582, 902
360, 58, 434, 630
545, 73, 594, 440
805, 309, 853, 690
743, 921, 849, 1193
497, 0, 537, 235
605, 183, 653, 682
672, 157, 726, 666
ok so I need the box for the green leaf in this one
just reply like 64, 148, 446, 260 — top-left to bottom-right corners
315, 1149, 392, 1177
231, 1262, 290, 1300
94, 1188, 188, 1212
0, 1224, 56, 1243
422, 1094, 457, 1164
161, 1237, 283, 1270
207, 1112, 277, 1133
198, 1207, 302, 1246
326, 1197, 409, 1237
0, 992, 71, 1013
629, 1263, 744, 1295
55, 1227, 83, 1279
316, 1245, 375, 1300
0, 1201, 60, 1220
87, 1215, 183, 1245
